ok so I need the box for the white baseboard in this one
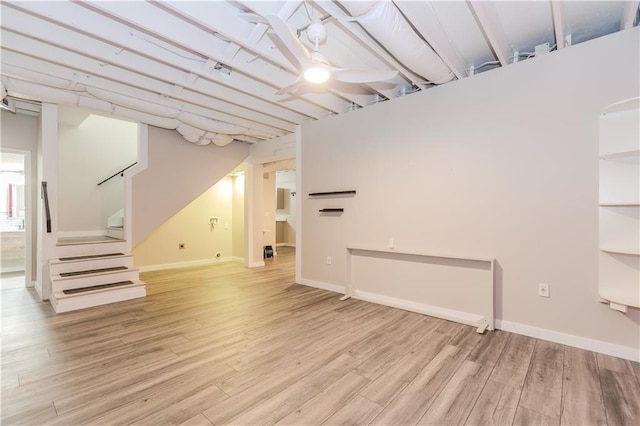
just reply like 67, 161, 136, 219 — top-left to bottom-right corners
247, 261, 266, 268
232, 257, 245, 264
297, 278, 345, 294
276, 243, 296, 247
138, 257, 236, 273
496, 320, 640, 362
298, 278, 639, 362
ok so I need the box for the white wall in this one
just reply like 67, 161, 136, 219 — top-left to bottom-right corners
131, 126, 249, 245
133, 176, 234, 268
1, 110, 38, 283
58, 113, 137, 233
232, 167, 246, 261
300, 28, 640, 358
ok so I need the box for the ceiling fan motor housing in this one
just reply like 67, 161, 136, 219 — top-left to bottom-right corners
307, 20, 327, 44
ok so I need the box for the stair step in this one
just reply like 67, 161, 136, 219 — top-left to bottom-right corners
57, 235, 125, 246
62, 280, 134, 295
58, 253, 125, 262
59, 266, 128, 277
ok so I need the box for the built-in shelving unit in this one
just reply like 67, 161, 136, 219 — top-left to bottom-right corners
598, 98, 640, 313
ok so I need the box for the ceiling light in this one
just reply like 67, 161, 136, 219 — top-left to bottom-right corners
303, 66, 330, 84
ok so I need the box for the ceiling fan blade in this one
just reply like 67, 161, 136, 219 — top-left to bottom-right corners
263, 15, 312, 67
332, 69, 398, 84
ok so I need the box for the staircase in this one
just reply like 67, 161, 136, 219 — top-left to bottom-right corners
49, 236, 145, 313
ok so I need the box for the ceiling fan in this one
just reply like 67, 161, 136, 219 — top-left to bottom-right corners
249, 14, 398, 95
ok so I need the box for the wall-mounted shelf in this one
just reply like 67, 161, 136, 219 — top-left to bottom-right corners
319, 208, 344, 213
600, 150, 640, 160
598, 99, 639, 313
309, 190, 356, 197
599, 202, 640, 207
600, 247, 640, 256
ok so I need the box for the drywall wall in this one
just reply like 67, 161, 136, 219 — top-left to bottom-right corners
0, 110, 38, 283
131, 126, 249, 245
58, 113, 137, 233
232, 166, 246, 261
133, 176, 234, 268
300, 28, 640, 357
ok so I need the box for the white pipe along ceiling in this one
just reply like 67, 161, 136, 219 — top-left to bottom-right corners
1, 0, 637, 147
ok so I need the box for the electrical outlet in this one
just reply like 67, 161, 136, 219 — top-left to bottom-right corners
538, 282, 550, 298
326, 256, 332, 265
178, 243, 185, 250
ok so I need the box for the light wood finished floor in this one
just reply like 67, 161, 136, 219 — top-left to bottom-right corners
2, 247, 639, 425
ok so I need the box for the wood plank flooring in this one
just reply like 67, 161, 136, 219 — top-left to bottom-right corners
2, 247, 639, 425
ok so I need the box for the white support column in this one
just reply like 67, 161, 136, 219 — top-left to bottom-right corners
245, 162, 265, 268
36, 102, 58, 301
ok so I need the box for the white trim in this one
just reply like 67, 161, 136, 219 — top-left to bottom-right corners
276, 243, 296, 247
496, 320, 640, 362
138, 257, 236, 272
297, 278, 345, 294
232, 256, 245, 264
247, 261, 266, 268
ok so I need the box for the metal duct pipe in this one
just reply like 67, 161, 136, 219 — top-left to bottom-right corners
340, 1, 455, 84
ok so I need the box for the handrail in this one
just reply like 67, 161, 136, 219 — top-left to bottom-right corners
41, 181, 51, 233
97, 162, 137, 186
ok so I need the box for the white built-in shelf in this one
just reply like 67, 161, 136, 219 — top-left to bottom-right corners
600, 247, 640, 256
599, 201, 640, 207
598, 99, 639, 313
600, 287, 640, 312
600, 149, 640, 160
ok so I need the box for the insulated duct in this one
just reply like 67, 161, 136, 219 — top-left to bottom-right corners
340, 1, 455, 84
3, 77, 242, 147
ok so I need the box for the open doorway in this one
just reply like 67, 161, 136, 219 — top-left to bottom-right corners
275, 169, 296, 251
0, 151, 26, 289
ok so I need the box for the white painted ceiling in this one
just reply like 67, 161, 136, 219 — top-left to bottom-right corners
1, 1, 638, 146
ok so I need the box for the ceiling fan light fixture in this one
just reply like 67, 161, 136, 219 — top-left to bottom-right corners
304, 66, 330, 84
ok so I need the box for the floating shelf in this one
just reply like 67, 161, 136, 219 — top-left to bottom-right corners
599, 201, 640, 207
319, 208, 344, 213
309, 190, 356, 197
600, 150, 640, 160
600, 247, 640, 256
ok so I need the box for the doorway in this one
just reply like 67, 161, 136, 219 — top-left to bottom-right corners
0, 150, 27, 289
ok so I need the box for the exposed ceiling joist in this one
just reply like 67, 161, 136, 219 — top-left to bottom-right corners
621, 1, 640, 30
393, 1, 468, 79
467, 1, 512, 66
550, 0, 567, 49
77, 0, 353, 115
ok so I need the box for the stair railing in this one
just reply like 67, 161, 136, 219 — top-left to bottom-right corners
97, 162, 137, 186
41, 181, 51, 233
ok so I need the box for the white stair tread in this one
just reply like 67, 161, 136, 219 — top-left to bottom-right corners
57, 235, 125, 246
